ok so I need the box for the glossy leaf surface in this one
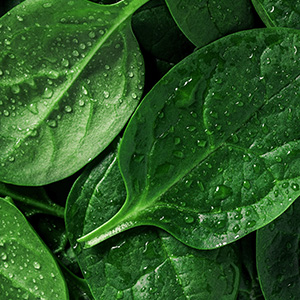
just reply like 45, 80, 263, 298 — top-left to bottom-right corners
252, 0, 300, 28
256, 198, 300, 299
0, 197, 68, 299
65, 148, 241, 300
79, 28, 300, 250
165, 0, 255, 47
0, 0, 146, 186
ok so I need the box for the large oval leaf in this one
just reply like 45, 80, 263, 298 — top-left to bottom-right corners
165, 0, 255, 47
65, 145, 241, 300
0, 197, 68, 299
252, 0, 300, 28
78, 28, 300, 250
256, 198, 300, 299
0, 0, 147, 186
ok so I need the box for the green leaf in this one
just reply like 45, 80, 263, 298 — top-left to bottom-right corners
0, 197, 68, 299
165, 0, 256, 47
0, 0, 147, 186
252, 0, 300, 29
78, 28, 300, 250
132, 0, 194, 63
65, 147, 241, 300
256, 197, 300, 299
0, 182, 64, 217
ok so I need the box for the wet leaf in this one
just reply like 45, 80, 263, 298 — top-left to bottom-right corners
256, 198, 300, 299
78, 28, 300, 250
0, 0, 147, 186
0, 197, 68, 299
65, 146, 241, 300
166, 0, 255, 47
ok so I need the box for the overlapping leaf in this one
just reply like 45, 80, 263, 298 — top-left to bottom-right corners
79, 28, 300, 250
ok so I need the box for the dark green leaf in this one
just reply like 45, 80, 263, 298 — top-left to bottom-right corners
0, 182, 64, 217
256, 197, 300, 299
79, 28, 300, 250
252, 0, 300, 29
166, 0, 256, 47
65, 147, 241, 300
0, 197, 68, 299
0, 0, 147, 186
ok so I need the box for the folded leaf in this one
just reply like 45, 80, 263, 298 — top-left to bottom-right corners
79, 28, 300, 250
0, 0, 147, 185
0, 197, 68, 299
65, 147, 241, 300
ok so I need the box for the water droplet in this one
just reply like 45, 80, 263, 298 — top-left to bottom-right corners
275, 156, 282, 162
187, 126, 196, 132
232, 224, 240, 233
197, 181, 205, 191
103, 91, 110, 99
43, 3, 52, 8
42, 87, 53, 98
184, 216, 194, 224
104, 64, 110, 70
8, 156, 15, 162
72, 50, 79, 57
28, 103, 39, 114
197, 140, 207, 147
11, 85, 20, 94
116, 290, 124, 299
79, 99, 85, 107
246, 220, 256, 228
3, 110, 10, 117
79, 43, 86, 50
128, 71, 134, 78
174, 137, 181, 145
133, 153, 144, 163
1, 253, 7, 260
64, 105, 72, 113
17, 15, 24, 22
282, 182, 289, 189
131, 93, 137, 99
173, 150, 184, 158
33, 261, 41, 269
47, 119, 57, 128
48, 70, 59, 79
61, 58, 69, 67
243, 180, 251, 190
292, 183, 299, 191
88, 31, 96, 39
213, 185, 232, 201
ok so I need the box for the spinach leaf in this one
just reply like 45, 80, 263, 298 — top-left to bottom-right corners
79, 28, 300, 250
0, 0, 147, 186
165, 0, 256, 47
252, 0, 300, 29
256, 197, 300, 299
0, 197, 68, 299
65, 146, 241, 300
0, 182, 64, 217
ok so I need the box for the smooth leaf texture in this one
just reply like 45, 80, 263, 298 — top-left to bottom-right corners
165, 0, 255, 47
252, 0, 300, 29
79, 28, 300, 250
256, 198, 300, 299
0, 197, 68, 299
0, 0, 147, 186
65, 146, 241, 300
0, 182, 65, 217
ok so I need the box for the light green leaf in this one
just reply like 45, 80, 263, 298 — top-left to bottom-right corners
0, 197, 68, 299
0, 0, 147, 186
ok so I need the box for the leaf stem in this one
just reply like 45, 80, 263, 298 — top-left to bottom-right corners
77, 204, 137, 248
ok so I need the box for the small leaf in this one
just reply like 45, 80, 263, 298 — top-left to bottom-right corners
0, 0, 147, 185
0, 197, 68, 299
166, 0, 255, 47
78, 28, 300, 250
256, 197, 300, 299
65, 147, 241, 299
252, 0, 300, 29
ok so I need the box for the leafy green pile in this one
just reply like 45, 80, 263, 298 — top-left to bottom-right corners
0, 0, 300, 299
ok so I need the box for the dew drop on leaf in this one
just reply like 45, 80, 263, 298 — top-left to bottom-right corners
184, 216, 194, 224
213, 185, 232, 201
